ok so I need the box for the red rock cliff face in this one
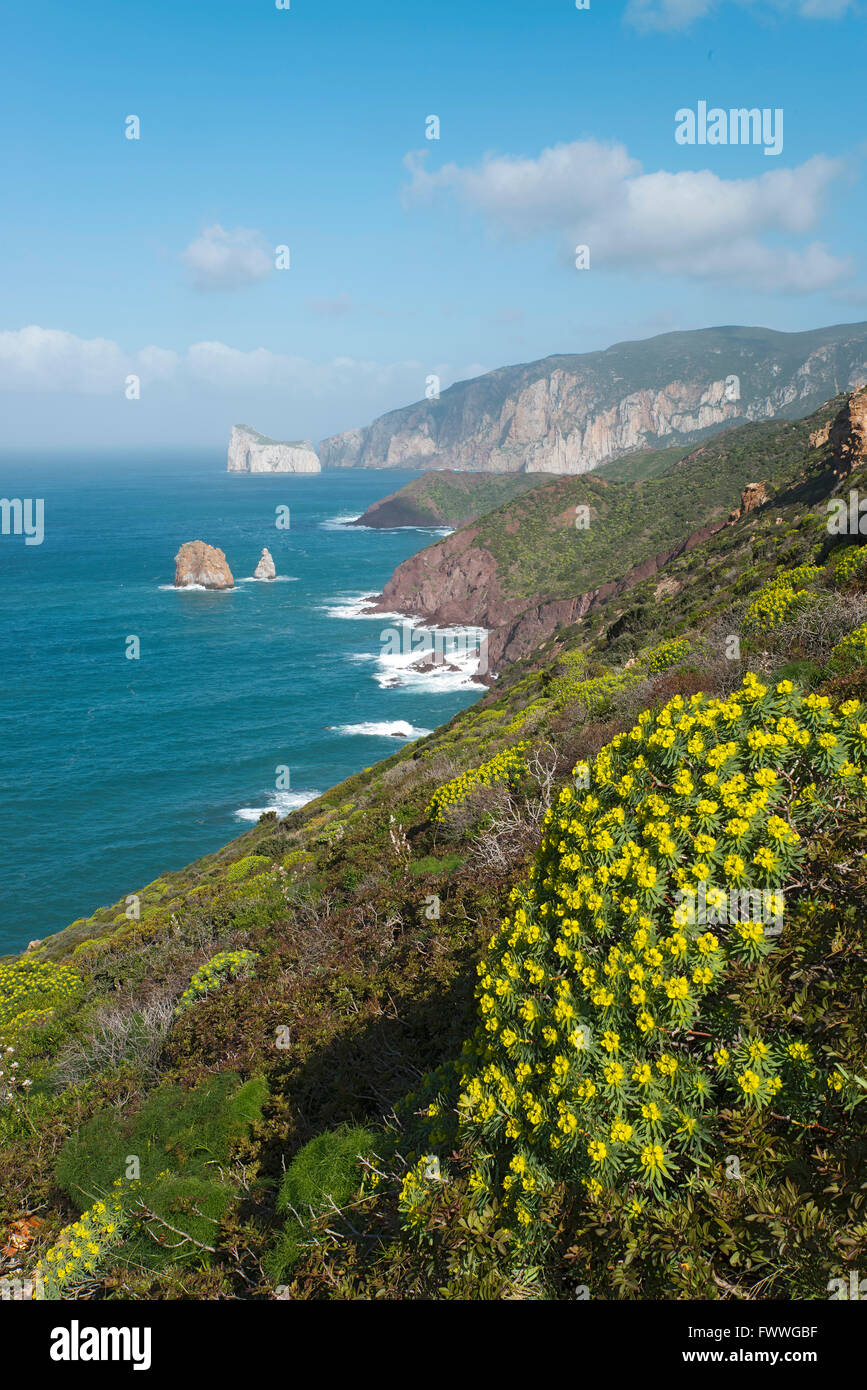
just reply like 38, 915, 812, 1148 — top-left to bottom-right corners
373, 527, 513, 629
371, 517, 728, 675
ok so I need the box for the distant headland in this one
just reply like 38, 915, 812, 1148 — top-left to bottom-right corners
227, 424, 320, 474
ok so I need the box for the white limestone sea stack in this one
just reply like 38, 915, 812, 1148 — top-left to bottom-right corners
253, 546, 277, 580
227, 425, 320, 474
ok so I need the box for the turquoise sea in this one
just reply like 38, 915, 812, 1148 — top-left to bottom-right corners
0, 453, 482, 955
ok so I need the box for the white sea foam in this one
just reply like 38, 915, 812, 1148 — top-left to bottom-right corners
237, 574, 298, 583
354, 522, 453, 536
319, 514, 364, 531
373, 620, 489, 692
233, 789, 319, 823
321, 594, 397, 620
328, 720, 431, 739
158, 583, 241, 593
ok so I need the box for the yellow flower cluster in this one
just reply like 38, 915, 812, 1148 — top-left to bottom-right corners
833, 545, 867, 588
398, 1156, 440, 1233
828, 622, 867, 676
176, 948, 258, 1011
644, 638, 691, 675
34, 1182, 135, 1299
0, 960, 80, 1036
743, 566, 822, 637
426, 743, 529, 823
554, 669, 642, 717
426, 675, 867, 1225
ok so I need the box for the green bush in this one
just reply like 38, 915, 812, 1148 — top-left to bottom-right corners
264, 1126, 378, 1284
833, 545, 867, 588
743, 565, 823, 638
828, 622, 867, 676
225, 854, 271, 883
643, 637, 691, 675
55, 1072, 268, 1267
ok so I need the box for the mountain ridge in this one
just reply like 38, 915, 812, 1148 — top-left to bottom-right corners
319, 321, 867, 476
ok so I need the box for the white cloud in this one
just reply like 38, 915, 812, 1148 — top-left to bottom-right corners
626, 0, 714, 30
180, 224, 274, 291
0, 326, 484, 408
402, 143, 851, 293
0, 326, 127, 393
625, 0, 855, 32
404, 141, 640, 237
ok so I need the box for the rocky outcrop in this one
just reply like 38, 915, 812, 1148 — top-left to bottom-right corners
372, 526, 508, 629
228, 425, 320, 474
253, 547, 277, 580
174, 541, 234, 589
729, 481, 770, 522
319, 323, 867, 476
825, 386, 867, 478
370, 511, 731, 673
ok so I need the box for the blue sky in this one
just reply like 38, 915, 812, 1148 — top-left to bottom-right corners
1, 0, 865, 447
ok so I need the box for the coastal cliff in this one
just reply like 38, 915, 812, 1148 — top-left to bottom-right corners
228, 425, 320, 474
369, 393, 854, 670
319, 322, 867, 476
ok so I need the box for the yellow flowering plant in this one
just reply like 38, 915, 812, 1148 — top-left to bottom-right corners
828, 622, 867, 676
34, 1180, 138, 1299
405, 676, 867, 1228
426, 743, 529, 823
0, 960, 81, 1038
743, 566, 823, 638
175, 948, 258, 1012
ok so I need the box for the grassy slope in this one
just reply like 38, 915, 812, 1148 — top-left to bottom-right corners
354, 469, 551, 528
471, 410, 844, 605
3, 398, 866, 1300
378, 403, 842, 615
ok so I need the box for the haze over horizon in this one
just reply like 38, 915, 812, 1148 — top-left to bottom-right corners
3, 0, 866, 449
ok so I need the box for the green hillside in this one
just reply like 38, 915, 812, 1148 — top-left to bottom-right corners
466, 410, 839, 605
353, 468, 551, 529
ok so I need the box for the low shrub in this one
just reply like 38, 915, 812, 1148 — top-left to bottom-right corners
54, 1072, 268, 1268
263, 1126, 378, 1285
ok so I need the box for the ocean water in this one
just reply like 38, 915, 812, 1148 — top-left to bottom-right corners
0, 452, 483, 955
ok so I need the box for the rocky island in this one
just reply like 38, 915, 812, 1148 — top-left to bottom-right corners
174, 540, 235, 589
227, 425, 320, 474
